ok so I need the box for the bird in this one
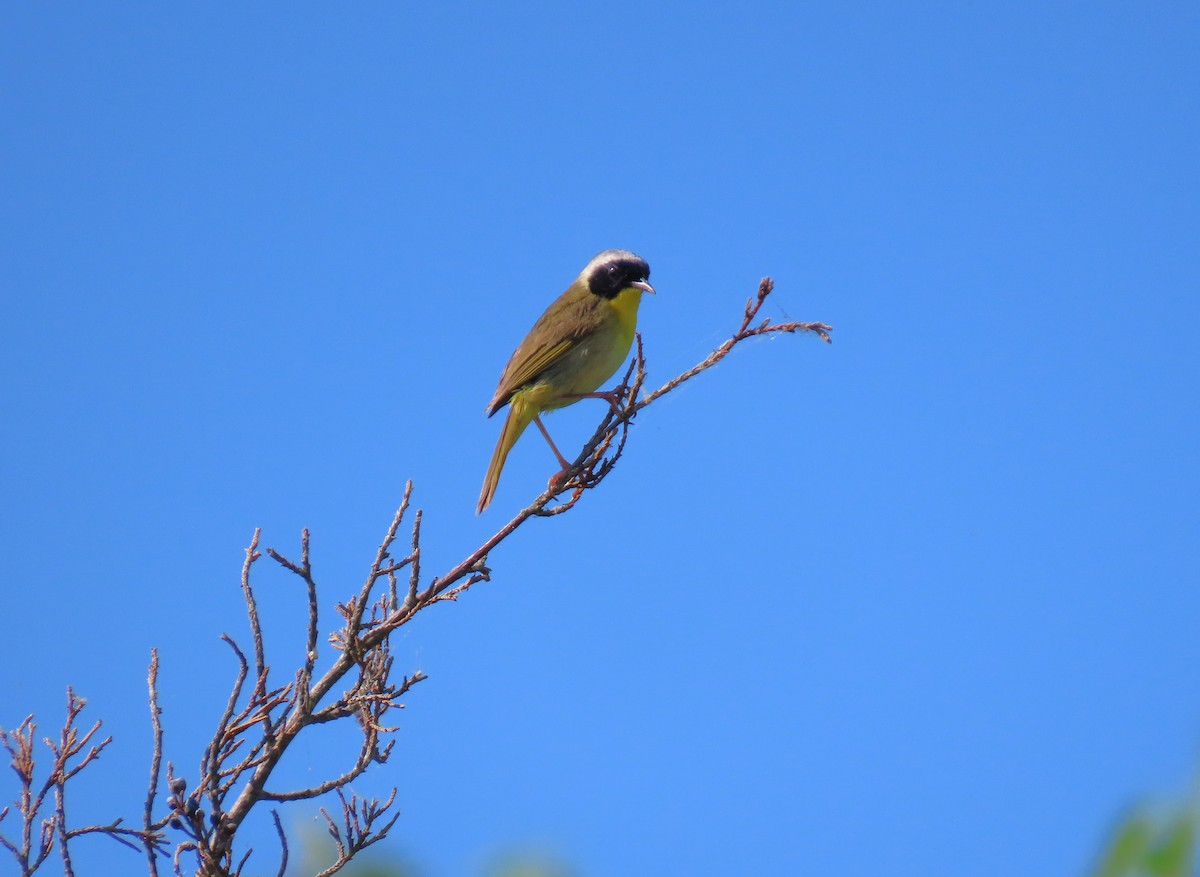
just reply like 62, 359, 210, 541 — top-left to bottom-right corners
477, 248, 654, 513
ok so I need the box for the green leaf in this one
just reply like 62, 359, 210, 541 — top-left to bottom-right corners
1143, 811, 1198, 877
1090, 812, 1154, 877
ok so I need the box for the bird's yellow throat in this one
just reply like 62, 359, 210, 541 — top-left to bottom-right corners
608, 285, 645, 333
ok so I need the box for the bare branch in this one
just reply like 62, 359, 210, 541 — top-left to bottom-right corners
144, 651, 164, 876
313, 789, 400, 877
406, 509, 422, 610
0, 276, 826, 877
270, 810, 287, 877
0, 692, 169, 875
238, 530, 266, 684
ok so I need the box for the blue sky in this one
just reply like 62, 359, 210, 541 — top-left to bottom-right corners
2, 2, 1198, 875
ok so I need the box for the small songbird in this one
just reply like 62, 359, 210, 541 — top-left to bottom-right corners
477, 249, 654, 513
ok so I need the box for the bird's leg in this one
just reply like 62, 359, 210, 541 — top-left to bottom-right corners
533, 415, 572, 470
557, 389, 626, 416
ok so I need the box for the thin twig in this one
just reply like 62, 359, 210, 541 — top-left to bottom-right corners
239, 530, 266, 684
144, 651, 163, 877
271, 810, 287, 877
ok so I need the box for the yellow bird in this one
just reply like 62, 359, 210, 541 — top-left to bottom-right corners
477, 249, 654, 513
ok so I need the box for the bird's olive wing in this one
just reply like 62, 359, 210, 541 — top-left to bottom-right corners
487, 290, 605, 413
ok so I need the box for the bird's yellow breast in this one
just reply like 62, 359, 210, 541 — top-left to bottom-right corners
519, 285, 644, 413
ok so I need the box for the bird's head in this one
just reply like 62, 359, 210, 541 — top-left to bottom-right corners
582, 249, 654, 299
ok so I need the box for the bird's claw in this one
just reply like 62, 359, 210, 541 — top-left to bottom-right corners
548, 468, 571, 493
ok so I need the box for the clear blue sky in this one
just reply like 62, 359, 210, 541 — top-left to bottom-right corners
2, 3, 1198, 875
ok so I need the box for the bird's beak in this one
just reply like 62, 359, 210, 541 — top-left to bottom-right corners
632, 280, 656, 294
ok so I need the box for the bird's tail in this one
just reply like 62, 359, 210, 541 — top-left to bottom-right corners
477, 402, 534, 513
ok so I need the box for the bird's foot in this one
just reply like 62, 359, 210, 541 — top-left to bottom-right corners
548, 468, 572, 494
